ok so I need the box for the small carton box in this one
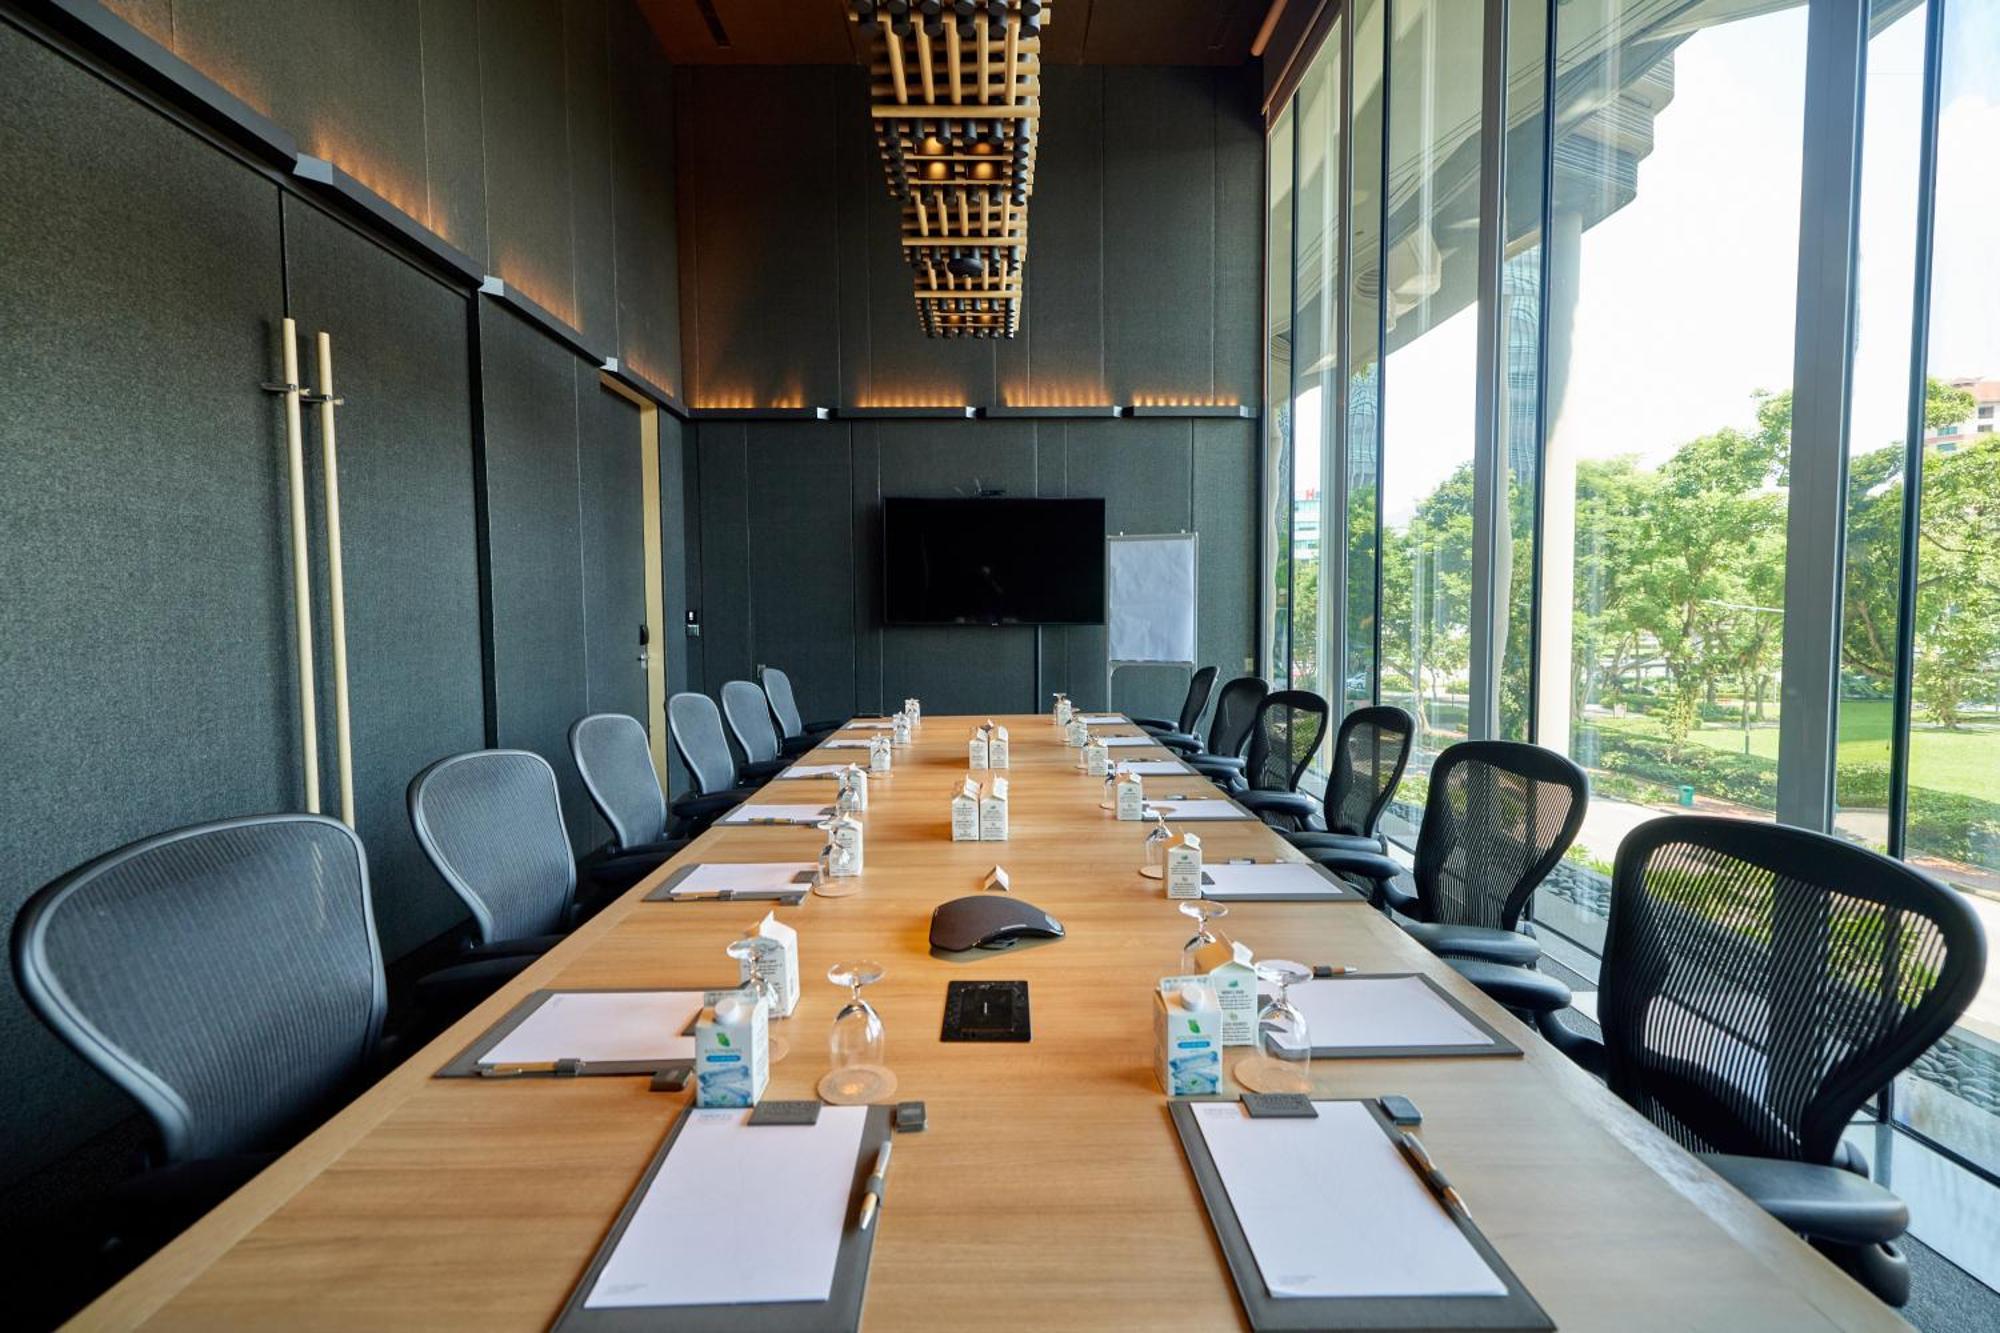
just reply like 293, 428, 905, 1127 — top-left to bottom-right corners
904, 697, 921, 723
1082, 736, 1109, 776
893, 710, 912, 747
1053, 694, 1072, 724
1189, 937, 1257, 1046
838, 763, 869, 812
869, 734, 893, 773
695, 989, 770, 1107
1115, 767, 1145, 821
951, 778, 982, 842
827, 812, 865, 876
1155, 977, 1223, 1096
1065, 716, 1090, 748
988, 723, 1009, 769
1165, 831, 1204, 900
980, 776, 1010, 841
746, 911, 800, 1017
968, 727, 991, 770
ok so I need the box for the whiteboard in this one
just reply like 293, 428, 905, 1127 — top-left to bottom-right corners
1108, 533, 1198, 664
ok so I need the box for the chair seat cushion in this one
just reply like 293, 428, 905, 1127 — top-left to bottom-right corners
1697, 1153, 1908, 1247
1445, 958, 1571, 1014
1403, 922, 1541, 968
1285, 830, 1384, 855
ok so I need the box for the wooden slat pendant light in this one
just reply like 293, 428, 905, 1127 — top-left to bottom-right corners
848, 1, 1049, 338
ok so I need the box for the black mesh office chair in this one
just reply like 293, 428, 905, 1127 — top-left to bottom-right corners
12, 815, 387, 1285
1132, 666, 1219, 744
666, 691, 761, 835
569, 714, 689, 894
1307, 740, 1589, 972
720, 679, 795, 782
1230, 690, 1330, 828
408, 750, 582, 1009
761, 666, 845, 756
1524, 816, 1986, 1306
1168, 675, 1270, 791
1245, 704, 1414, 843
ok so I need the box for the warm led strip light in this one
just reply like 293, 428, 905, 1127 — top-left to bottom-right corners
848, 1, 1049, 338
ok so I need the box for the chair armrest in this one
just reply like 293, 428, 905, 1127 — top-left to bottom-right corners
1300, 847, 1402, 883
1131, 716, 1179, 733
1533, 1011, 1609, 1077
1188, 755, 1244, 780
1236, 790, 1319, 821
1284, 830, 1385, 855
672, 790, 748, 823
1403, 923, 1542, 968
1157, 734, 1204, 757
1697, 1154, 1908, 1247
1445, 958, 1572, 1014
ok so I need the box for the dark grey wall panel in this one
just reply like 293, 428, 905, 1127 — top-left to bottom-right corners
1195, 419, 1260, 683
563, 0, 617, 344
1019, 66, 1107, 403
578, 369, 648, 729
610, 0, 682, 395
479, 304, 593, 852
0, 25, 291, 1189
1211, 65, 1265, 407
283, 199, 487, 962
420, 0, 488, 268
744, 423, 856, 729
693, 424, 753, 688
480, 1, 578, 329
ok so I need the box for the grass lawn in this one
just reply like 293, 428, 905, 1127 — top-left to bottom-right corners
1600, 700, 1999, 802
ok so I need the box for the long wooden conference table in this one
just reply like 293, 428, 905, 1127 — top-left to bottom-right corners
78, 713, 1905, 1331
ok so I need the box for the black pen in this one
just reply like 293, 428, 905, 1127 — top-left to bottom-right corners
1396, 1131, 1471, 1222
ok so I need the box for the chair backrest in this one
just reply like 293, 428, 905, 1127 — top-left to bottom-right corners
1174, 666, 1220, 733
408, 750, 576, 944
1205, 675, 1270, 756
11, 815, 386, 1164
1412, 740, 1589, 933
721, 679, 781, 764
570, 713, 668, 850
667, 692, 741, 795
1243, 690, 1329, 793
1601, 815, 1985, 1166
761, 666, 804, 741
1327, 705, 1415, 839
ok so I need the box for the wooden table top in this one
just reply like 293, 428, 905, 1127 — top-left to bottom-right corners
76, 714, 1906, 1331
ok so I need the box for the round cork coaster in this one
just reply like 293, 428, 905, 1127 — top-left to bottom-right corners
817, 1065, 898, 1105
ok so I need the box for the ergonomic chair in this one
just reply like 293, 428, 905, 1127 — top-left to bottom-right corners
1130, 665, 1219, 745
1509, 816, 1985, 1307
569, 713, 689, 894
1227, 690, 1331, 828
666, 691, 763, 835
1161, 674, 1269, 791
1305, 740, 1589, 974
720, 679, 800, 782
1250, 704, 1413, 845
12, 815, 388, 1299
761, 665, 845, 756
407, 750, 586, 1009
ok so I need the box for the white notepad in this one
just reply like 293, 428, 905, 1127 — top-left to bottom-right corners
1143, 799, 1253, 821
481, 992, 703, 1067
586, 1106, 868, 1309
1276, 975, 1495, 1052
1102, 735, 1162, 747
841, 721, 894, 730
1192, 1100, 1506, 1299
1077, 713, 1124, 724
818, 740, 873, 749
718, 804, 834, 826
667, 862, 815, 898
1122, 759, 1193, 775
1201, 862, 1345, 898
776, 763, 849, 779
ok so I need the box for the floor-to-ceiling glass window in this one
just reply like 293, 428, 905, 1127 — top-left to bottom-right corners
1343, 0, 1385, 721
1290, 35, 1341, 706
1376, 0, 1486, 837
1263, 105, 1295, 684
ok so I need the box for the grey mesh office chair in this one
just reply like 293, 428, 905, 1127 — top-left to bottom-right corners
1279, 705, 1414, 851
1516, 816, 1985, 1307
1229, 690, 1330, 828
761, 666, 843, 756
1170, 675, 1269, 791
720, 679, 794, 782
12, 815, 387, 1267
1132, 666, 1219, 743
569, 714, 689, 894
666, 691, 760, 835
408, 750, 581, 1008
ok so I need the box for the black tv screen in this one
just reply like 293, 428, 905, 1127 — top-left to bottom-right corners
882, 497, 1106, 626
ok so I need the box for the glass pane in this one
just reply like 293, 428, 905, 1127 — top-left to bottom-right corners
1497, 0, 1546, 743
1896, 0, 2000, 1180
1343, 0, 1384, 724
1263, 106, 1295, 687
1537, 0, 1807, 947
1291, 36, 1341, 707
1377, 0, 1485, 842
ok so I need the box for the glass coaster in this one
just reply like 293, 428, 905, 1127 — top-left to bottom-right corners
817, 1064, 897, 1105
1138, 865, 1164, 880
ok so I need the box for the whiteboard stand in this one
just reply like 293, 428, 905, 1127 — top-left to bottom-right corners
1106, 531, 1199, 712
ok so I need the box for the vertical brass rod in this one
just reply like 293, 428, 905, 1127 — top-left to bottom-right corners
315, 331, 355, 827
280, 317, 321, 814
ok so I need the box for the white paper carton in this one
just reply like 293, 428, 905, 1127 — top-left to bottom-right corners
1165, 830, 1204, 900
904, 697, 921, 723
1115, 769, 1145, 820
826, 812, 865, 876
1083, 737, 1109, 776
1065, 716, 1089, 748
1053, 694, 1072, 724
1189, 937, 1257, 1045
980, 777, 1010, 841
746, 911, 800, 1017
695, 990, 769, 1107
988, 725, 1009, 768
968, 727, 991, 770
893, 710, 912, 747
951, 779, 981, 842
1155, 978, 1223, 1096
838, 764, 869, 812
869, 735, 893, 773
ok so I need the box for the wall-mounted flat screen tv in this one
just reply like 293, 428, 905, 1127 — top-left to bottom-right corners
882, 497, 1106, 625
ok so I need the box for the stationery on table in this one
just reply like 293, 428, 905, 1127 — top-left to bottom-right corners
439, 990, 707, 1078
1076, 713, 1124, 724
819, 739, 874, 749
1199, 861, 1362, 902
718, 804, 836, 826
1142, 799, 1254, 821
1171, 1099, 1551, 1331
776, 763, 850, 780
842, 721, 894, 730
647, 862, 816, 903
1100, 735, 1162, 748
1262, 973, 1518, 1058
552, 1104, 894, 1332
1121, 759, 1194, 775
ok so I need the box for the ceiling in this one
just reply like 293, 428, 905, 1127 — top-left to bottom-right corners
638, 0, 1266, 66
